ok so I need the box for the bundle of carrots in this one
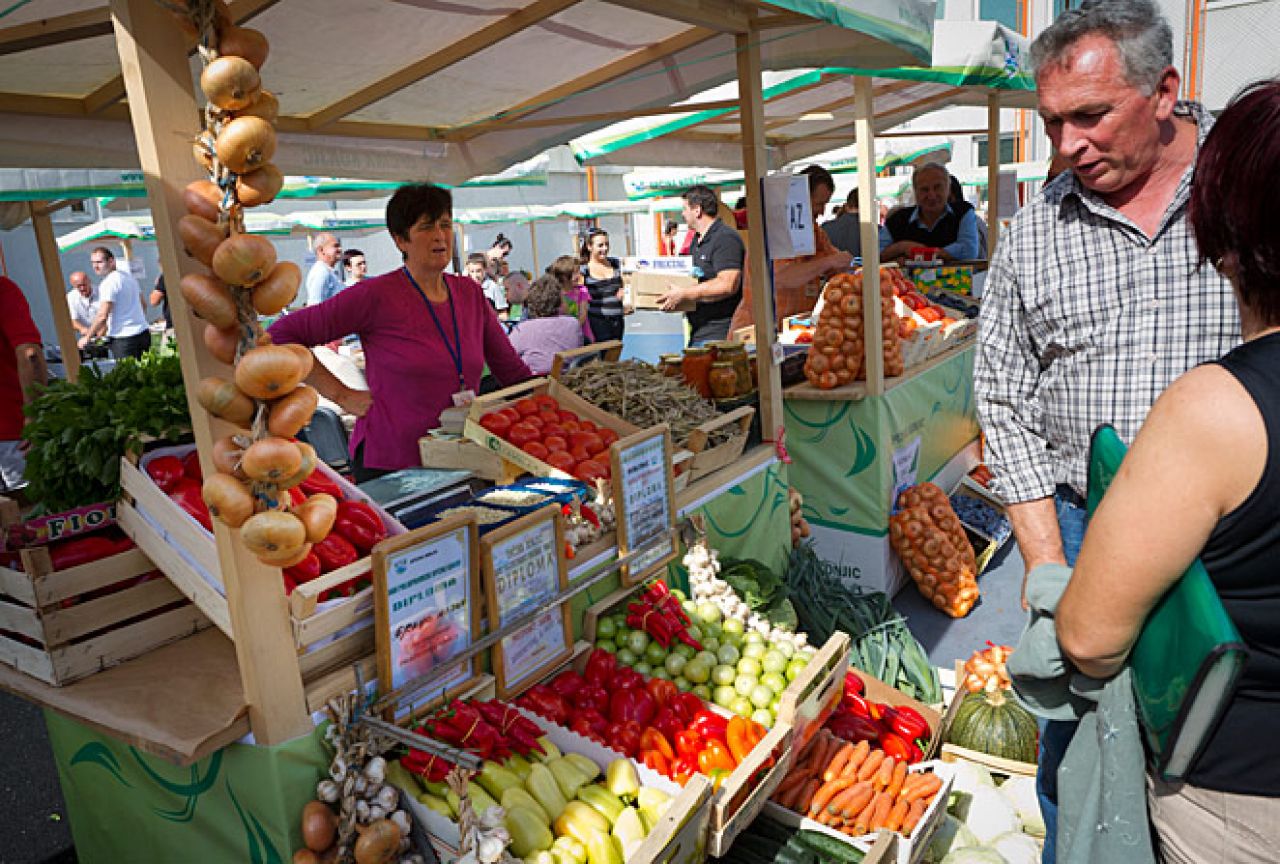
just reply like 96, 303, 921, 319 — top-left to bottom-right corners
770, 729, 942, 839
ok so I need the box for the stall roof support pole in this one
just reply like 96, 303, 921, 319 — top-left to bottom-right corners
109, 0, 311, 743
987, 92, 1001, 259
736, 27, 781, 440
29, 202, 80, 383
854, 77, 884, 396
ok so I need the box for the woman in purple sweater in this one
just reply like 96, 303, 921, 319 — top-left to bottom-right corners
270, 184, 531, 480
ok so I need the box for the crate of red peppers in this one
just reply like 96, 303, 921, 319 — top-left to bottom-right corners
0, 501, 209, 686
824, 669, 942, 764
116, 443, 405, 698
515, 644, 796, 857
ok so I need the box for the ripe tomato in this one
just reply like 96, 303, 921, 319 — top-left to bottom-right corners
514, 397, 539, 416
570, 431, 605, 455
570, 444, 593, 462
598, 428, 620, 447
573, 459, 608, 483
542, 422, 566, 439
533, 394, 559, 412
543, 435, 568, 453
578, 419, 597, 434
524, 413, 545, 429
499, 408, 521, 426
522, 441, 549, 461
561, 420, 581, 434
538, 409, 560, 425
479, 411, 512, 437
508, 422, 540, 447
546, 450, 577, 474
558, 409, 579, 424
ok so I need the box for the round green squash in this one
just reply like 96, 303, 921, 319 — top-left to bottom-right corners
946, 688, 1039, 763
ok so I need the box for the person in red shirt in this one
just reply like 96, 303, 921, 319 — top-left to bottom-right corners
0, 277, 48, 493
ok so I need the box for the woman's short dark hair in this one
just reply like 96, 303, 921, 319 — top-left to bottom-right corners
683, 185, 718, 217
386, 184, 452, 242
1189, 79, 1280, 323
948, 176, 965, 204
525, 275, 564, 319
546, 255, 579, 287
801, 165, 835, 195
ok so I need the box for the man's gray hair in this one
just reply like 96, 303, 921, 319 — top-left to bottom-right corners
1029, 0, 1173, 95
913, 162, 950, 183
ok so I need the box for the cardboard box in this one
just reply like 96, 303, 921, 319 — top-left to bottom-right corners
419, 433, 518, 483
849, 668, 945, 759
626, 271, 697, 312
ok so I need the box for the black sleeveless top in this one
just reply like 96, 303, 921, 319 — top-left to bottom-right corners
1188, 332, 1280, 795
581, 257, 624, 318
885, 200, 973, 249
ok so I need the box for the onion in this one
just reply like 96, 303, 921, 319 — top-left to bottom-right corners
196, 376, 255, 426
235, 344, 305, 399
177, 214, 228, 267
180, 273, 238, 329
236, 164, 284, 207
183, 180, 223, 220
202, 473, 254, 528
216, 116, 276, 174
237, 89, 279, 124
267, 384, 318, 438
219, 25, 270, 70
277, 442, 318, 491
200, 55, 261, 111
213, 233, 277, 286
258, 541, 312, 569
241, 436, 303, 482
212, 435, 247, 479
281, 343, 315, 378
252, 261, 301, 315
292, 850, 320, 864
241, 510, 306, 556
353, 819, 401, 864
293, 493, 337, 544
203, 322, 241, 365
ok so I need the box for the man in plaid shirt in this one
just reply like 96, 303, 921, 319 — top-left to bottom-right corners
974, 1, 1237, 859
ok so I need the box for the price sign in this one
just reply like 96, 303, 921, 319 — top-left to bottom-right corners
373, 514, 481, 700
610, 425, 677, 585
481, 506, 572, 698
763, 173, 816, 259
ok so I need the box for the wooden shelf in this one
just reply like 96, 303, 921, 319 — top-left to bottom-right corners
0, 628, 248, 765
783, 338, 975, 402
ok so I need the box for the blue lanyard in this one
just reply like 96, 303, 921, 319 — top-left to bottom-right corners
404, 267, 465, 390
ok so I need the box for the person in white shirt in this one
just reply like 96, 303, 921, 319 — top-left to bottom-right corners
306, 233, 345, 305
81, 247, 150, 359
465, 253, 508, 318
342, 248, 368, 286
65, 271, 98, 338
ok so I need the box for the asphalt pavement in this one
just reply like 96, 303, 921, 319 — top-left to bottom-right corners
0, 691, 76, 864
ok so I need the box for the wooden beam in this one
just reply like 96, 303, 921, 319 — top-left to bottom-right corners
440, 98, 741, 139
0, 9, 112, 56
0, 92, 90, 117
108, 0, 310, 743
603, 0, 752, 32
450, 26, 715, 141
84, 0, 280, 115
736, 29, 781, 442
854, 77, 884, 396
28, 203, 80, 384
305, 0, 579, 129
987, 91, 1001, 258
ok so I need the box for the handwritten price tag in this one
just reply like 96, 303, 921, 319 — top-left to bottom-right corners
611, 426, 677, 584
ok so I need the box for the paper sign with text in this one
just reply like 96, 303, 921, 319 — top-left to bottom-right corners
611, 426, 677, 585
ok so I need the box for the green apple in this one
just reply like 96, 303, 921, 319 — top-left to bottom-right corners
736, 657, 762, 678
682, 659, 711, 684
595, 639, 616, 653
751, 709, 774, 727
701, 636, 720, 653
674, 643, 697, 661
596, 617, 617, 640
761, 672, 787, 694
633, 661, 653, 676
713, 685, 738, 708
722, 632, 744, 651
692, 685, 712, 701
774, 640, 796, 659
734, 675, 758, 697
696, 602, 722, 625
722, 617, 745, 637
695, 651, 719, 670
730, 697, 754, 718
744, 631, 766, 646
785, 658, 808, 681
650, 667, 671, 681
664, 653, 688, 677
716, 644, 741, 666
616, 648, 638, 667
712, 665, 737, 687
645, 642, 669, 666
742, 643, 767, 661
749, 684, 775, 709
670, 587, 687, 601
625, 631, 651, 654
674, 676, 693, 692
761, 651, 788, 675
681, 599, 698, 618
685, 624, 704, 643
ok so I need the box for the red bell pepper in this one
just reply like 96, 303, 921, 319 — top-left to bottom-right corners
641, 749, 672, 778
826, 712, 881, 743
671, 755, 697, 785
609, 686, 657, 727
842, 691, 871, 718
570, 709, 609, 741
283, 550, 321, 585
314, 532, 359, 573
697, 740, 736, 774
299, 470, 344, 499
145, 455, 186, 492
867, 701, 890, 722
645, 677, 677, 710
584, 648, 617, 688
574, 683, 610, 716
168, 478, 212, 531
516, 685, 570, 726
47, 533, 129, 570
651, 708, 683, 751
549, 670, 585, 701
690, 710, 728, 741
887, 705, 930, 741
605, 720, 643, 757
640, 728, 675, 761
844, 671, 865, 696
878, 731, 914, 762
671, 691, 704, 726
333, 499, 387, 554
610, 667, 644, 691
908, 740, 924, 763
675, 729, 704, 760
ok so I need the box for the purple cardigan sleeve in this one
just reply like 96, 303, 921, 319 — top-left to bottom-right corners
268, 279, 376, 346
482, 304, 533, 385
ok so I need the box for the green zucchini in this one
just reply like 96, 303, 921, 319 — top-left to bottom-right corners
795, 829, 866, 863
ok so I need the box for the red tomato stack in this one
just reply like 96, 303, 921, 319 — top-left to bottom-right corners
479, 394, 620, 484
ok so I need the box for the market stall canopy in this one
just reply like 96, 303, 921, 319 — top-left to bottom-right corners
571, 19, 1034, 170
622, 141, 951, 198
0, 0, 936, 185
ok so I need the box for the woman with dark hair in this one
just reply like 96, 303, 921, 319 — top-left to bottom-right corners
507, 274, 584, 375
1055, 80, 1280, 862
579, 229, 625, 343
546, 255, 592, 342
269, 184, 531, 480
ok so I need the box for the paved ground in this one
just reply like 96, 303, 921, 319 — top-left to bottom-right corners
0, 692, 76, 864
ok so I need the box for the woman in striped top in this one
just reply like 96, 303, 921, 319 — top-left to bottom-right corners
579, 229, 626, 343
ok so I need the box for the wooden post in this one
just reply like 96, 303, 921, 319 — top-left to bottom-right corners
854, 77, 884, 396
29, 202, 81, 383
735, 27, 781, 440
987, 91, 1001, 259
529, 220, 541, 272
109, 0, 311, 742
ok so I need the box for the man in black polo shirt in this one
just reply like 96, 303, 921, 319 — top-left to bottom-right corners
879, 163, 981, 263
658, 185, 745, 345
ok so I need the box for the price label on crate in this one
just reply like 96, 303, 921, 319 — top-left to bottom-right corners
610, 425, 677, 585
373, 514, 481, 698
482, 505, 572, 698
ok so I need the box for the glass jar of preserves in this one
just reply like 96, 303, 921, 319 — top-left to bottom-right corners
681, 347, 713, 399
709, 361, 739, 400
717, 342, 753, 396
660, 354, 684, 378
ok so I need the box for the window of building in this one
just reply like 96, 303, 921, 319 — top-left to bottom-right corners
977, 134, 1018, 167
980, 0, 1020, 29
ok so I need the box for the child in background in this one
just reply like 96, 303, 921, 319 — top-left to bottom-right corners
546, 255, 592, 342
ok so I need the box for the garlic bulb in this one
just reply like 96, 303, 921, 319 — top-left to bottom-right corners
375, 784, 398, 812
316, 779, 339, 803
391, 809, 411, 837
363, 756, 386, 784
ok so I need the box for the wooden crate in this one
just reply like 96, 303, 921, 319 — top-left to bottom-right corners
685, 404, 755, 481
0, 543, 209, 686
117, 449, 403, 700
849, 668, 945, 760
775, 632, 850, 751
419, 434, 520, 483
938, 661, 1036, 777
